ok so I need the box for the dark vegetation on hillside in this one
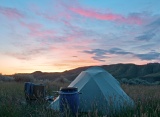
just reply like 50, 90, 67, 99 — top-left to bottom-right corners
34, 63, 160, 82
101, 63, 160, 82
1, 63, 160, 84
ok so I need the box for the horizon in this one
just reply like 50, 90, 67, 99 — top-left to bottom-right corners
2, 62, 160, 75
0, 0, 160, 74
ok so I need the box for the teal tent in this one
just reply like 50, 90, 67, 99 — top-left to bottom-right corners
50, 67, 134, 114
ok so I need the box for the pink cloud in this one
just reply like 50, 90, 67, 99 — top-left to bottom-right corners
20, 22, 55, 38
69, 7, 144, 25
70, 7, 121, 20
36, 12, 57, 20
29, 2, 73, 22
34, 10, 73, 22
0, 6, 25, 19
28, 4, 54, 20
20, 21, 42, 31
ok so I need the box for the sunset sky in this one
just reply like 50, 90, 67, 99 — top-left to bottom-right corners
0, 0, 160, 74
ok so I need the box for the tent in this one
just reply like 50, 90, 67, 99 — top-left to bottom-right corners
50, 67, 134, 114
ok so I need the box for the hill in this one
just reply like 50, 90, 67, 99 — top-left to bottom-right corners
29, 63, 160, 83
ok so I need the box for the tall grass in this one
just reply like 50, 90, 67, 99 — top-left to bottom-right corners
0, 82, 160, 117
0, 82, 57, 117
121, 85, 160, 117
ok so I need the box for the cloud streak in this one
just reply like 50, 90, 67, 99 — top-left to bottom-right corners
136, 18, 160, 41
135, 51, 160, 60
5, 47, 49, 60
84, 48, 160, 62
84, 48, 131, 62
69, 6, 144, 25
20, 22, 55, 39
0, 6, 25, 19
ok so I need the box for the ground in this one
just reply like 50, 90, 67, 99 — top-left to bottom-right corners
0, 82, 160, 117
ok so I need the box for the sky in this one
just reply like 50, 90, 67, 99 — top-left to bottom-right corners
0, 0, 160, 74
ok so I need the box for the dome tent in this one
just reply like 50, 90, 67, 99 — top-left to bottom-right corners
50, 67, 134, 114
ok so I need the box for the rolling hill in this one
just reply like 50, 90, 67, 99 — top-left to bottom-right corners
30, 63, 160, 82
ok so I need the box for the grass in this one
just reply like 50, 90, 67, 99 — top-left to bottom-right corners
0, 82, 57, 117
0, 82, 160, 117
122, 85, 160, 117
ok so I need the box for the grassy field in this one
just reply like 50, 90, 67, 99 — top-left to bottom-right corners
0, 82, 160, 117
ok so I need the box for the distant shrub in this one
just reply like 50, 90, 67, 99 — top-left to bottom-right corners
152, 81, 160, 85
0, 74, 14, 82
121, 78, 129, 84
13, 74, 34, 82
120, 78, 159, 85
128, 79, 137, 85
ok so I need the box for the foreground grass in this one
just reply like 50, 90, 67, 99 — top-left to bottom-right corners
0, 82, 160, 117
0, 82, 58, 117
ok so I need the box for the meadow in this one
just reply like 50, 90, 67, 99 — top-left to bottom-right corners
0, 82, 160, 117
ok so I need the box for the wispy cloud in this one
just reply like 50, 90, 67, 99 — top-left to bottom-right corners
69, 6, 145, 25
5, 47, 49, 60
30, 1, 146, 26
136, 32, 155, 41
83, 48, 132, 62
20, 21, 55, 39
108, 48, 132, 55
0, 6, 25, 19
30, 1, 73, 22
84, 48, 160, 62
84, 49, 108, 62
135, 51, 160, 60
136, 18, 160, 41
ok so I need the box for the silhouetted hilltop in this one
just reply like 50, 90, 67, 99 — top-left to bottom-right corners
102, 63, 160, 78
30, 63, 160, 82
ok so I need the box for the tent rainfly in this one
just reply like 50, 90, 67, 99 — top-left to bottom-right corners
50, 67, 134, 114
